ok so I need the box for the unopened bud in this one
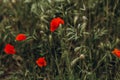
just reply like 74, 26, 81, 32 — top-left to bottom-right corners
74, 16, 79, 24
12, 0, 16, 3
71, 57, 80, 67
71, 54, 85, 67
49, 35, 52, 43
82, 16, 87, 21
40, 24, 47, 31
79, 54, 85, 60
40, 31, 44, 34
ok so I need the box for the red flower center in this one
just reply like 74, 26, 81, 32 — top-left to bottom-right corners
50, 17, 64, 32
16, 34, 27, 41
4, 44, 16, 54
36, 57, 47, 68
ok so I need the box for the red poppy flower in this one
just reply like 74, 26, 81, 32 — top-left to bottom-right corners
36, 57, 47, 68
50, 17, 64, 32
112, 48, 120, 58
16, 34, 27, 41
4, 44, 16, 54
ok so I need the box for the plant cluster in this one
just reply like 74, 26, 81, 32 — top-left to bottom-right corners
0, 0, 120, 80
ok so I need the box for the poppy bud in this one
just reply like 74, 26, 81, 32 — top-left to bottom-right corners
82, 16, 87, 21
79, 54, 85, 60
40, 31, 44, 34
39, 24, 47, 31
74, 15, 79, 24
70, 57, 80, 67
12, 0, 16, 3
49, 35, 52, 44
71, 54, 85, 67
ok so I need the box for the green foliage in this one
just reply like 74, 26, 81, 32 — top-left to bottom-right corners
0, 0, 120, 80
